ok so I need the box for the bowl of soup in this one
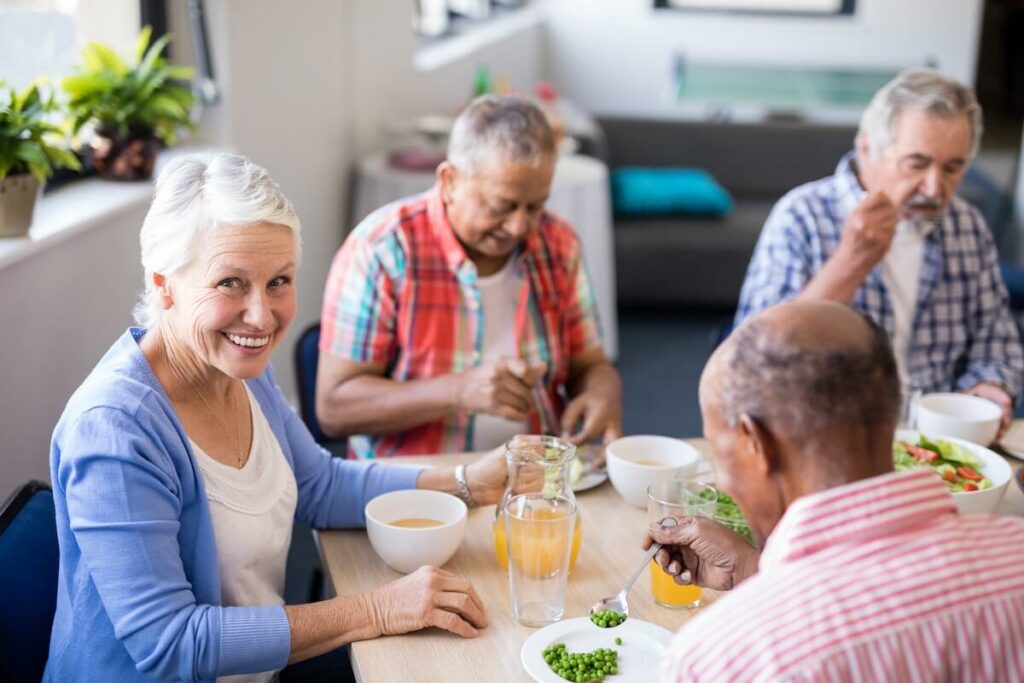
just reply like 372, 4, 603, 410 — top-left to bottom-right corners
606, 435, 701, 508
365, 489, 468, 573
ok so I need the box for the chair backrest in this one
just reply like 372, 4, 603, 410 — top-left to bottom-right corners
0, 480, 58, 683
293, 323, 346, 456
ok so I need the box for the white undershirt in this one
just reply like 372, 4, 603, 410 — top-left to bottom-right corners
192, 386, 297, 683
879, 219, 932, 385
473, 257, 530, 449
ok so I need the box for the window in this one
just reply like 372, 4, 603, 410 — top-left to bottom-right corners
0, 0, 142, 88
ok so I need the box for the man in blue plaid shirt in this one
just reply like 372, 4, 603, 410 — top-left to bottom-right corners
736, 70, 1023, 439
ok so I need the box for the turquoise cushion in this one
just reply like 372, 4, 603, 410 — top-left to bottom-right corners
611, 167, 733, 217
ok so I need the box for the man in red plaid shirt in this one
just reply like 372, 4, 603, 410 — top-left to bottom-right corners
317, 96, 622, 459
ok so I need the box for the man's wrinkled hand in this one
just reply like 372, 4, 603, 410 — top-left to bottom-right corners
559, 390, 623, 445
836, 191, 900, 273
643, 516, 760, 591
456, 357, 546, 421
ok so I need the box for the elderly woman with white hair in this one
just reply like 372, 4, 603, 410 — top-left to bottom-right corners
45, 153, 520, 682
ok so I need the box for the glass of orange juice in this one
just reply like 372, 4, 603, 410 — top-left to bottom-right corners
504, 492, 577, 627
647, 480, 717, 609
493, 512, 581, 573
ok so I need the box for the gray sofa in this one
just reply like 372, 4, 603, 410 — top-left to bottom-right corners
599, 118, 858, 307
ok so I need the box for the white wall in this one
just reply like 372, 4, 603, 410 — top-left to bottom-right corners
0, 204, 146, 490
540, 0, 983, 118
196, 0, 355, 405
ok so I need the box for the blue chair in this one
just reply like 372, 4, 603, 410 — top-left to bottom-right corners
293, 323, 346, 457
0, 480, 58, 683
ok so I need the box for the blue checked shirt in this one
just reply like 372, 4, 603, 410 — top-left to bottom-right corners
736, 151, 1024, 399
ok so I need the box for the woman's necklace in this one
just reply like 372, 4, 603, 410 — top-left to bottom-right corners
195, 382, 247, 468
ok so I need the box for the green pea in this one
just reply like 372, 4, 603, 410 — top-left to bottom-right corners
615, 636, 623, 645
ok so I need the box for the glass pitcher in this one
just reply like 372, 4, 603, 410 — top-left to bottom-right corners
492, 434, 582, 572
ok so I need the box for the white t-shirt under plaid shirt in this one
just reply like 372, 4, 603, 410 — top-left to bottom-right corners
736, 151, 1024, 399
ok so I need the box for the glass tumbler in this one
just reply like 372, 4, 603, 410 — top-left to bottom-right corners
647, 479, 717, 609
504, 492, 577, 627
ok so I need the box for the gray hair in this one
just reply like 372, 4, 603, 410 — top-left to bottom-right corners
446, 94, 556, 174
706, 311, 900, 437
133, 153, 301, 328
858, 69, 983, 159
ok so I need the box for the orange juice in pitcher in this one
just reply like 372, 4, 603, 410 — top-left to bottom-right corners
493, 510, 581, 573
493, 435, 582, 573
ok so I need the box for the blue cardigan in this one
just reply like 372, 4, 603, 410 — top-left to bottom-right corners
45, 329, 422, 682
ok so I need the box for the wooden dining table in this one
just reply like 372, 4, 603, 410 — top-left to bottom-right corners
316, 436, 1024, 683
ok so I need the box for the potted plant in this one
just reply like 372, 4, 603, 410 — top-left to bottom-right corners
0, 81, 81, 237
63, 26, 195, 181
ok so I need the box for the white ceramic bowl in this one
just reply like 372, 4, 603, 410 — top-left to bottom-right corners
915, 392, 1001, 446
364, 490, 467, 573
606, 435, 701, 508
896, 429, 1011, 515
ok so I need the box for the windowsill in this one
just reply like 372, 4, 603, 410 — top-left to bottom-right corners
413, 4, 543, 72
0, 146, 220, 270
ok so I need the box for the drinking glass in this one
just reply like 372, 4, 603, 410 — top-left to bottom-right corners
504, 492, 577, 627
647, 479, 717, 609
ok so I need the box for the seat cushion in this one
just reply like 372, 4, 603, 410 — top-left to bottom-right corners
612, 167, 733, 217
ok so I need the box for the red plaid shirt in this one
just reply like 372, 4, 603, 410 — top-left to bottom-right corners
320, 184, 603, 458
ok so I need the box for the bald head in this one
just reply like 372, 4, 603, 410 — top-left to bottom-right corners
702, 300, 900, 443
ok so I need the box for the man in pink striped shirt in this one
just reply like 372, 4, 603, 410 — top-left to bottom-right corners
649, 299, 1024, 682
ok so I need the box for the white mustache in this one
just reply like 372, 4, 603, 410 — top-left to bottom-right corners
904, 193, 941, 211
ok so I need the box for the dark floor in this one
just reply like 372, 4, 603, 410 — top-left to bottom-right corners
284, 307, 727, 604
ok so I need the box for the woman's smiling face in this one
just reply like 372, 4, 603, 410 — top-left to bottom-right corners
159, 221, 297, 380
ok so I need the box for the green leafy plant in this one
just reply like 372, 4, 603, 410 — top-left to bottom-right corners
63, 26, 195, 145
0, 80, 81, 182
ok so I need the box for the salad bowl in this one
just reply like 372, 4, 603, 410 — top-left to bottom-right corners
895, 430, 1011, 515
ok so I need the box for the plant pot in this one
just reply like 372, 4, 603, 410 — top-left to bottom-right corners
90, 127, 160, 181
0, 174, 42, 238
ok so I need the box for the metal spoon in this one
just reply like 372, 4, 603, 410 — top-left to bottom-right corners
589, 517, 679, 622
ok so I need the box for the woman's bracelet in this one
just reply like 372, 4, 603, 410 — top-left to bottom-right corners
454, 463, 477, 508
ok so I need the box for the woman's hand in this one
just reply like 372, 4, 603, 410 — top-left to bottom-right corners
464, 447, 543, 506
367, 566, 488, 638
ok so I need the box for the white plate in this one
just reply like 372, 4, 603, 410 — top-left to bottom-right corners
572, 468, 608, 492
521, 617, 673, 683
1000, 422, 1024, 460
1001, 444, 1024, 461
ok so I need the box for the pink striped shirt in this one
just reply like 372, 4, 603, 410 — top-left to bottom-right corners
660, 469, 1024, 682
